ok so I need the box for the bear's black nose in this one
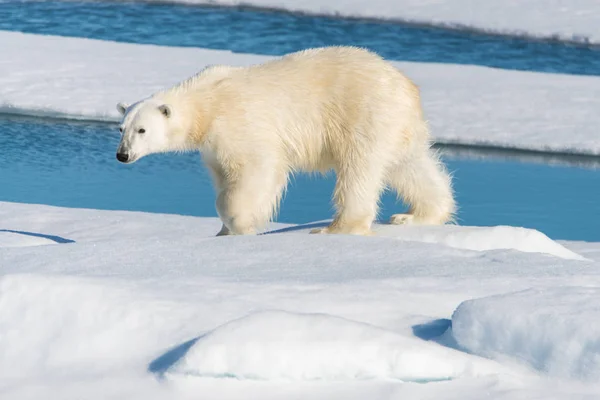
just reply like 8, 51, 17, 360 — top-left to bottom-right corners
116, 152, 129, 163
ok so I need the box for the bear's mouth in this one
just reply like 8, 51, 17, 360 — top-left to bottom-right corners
120, 157, 138, 164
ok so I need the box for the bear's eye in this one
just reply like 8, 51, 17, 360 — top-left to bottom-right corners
119, 127, 123, 133
138, 128, 145, 134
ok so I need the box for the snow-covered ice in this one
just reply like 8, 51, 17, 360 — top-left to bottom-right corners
2, 31, 600, 155
452, 287, 600, 382
2, 201, 600, 399
112, 0, 600, 45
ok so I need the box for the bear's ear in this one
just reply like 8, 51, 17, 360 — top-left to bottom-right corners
116, 102, 129, 116
158, 104, 171, 118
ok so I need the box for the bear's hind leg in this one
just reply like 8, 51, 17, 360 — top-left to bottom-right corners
387, 149, 456, 225
215, 163, 288, 236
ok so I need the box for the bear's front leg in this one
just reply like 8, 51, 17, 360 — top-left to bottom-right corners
216, 189, 258, 235
206, 164, 235, 236
213, 162, 288, 236
215, 224, 232, 236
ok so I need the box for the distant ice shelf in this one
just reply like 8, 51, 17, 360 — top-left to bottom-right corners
1, 31, 600, 155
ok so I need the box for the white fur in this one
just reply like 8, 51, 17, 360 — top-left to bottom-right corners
116, 46, 456, 236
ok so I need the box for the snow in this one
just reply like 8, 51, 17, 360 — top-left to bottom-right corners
2, 200, 600, 399
167, 310, 505, 381
2, 31, 600, 155
113, 0, 600, 45
452, 287, 600, 382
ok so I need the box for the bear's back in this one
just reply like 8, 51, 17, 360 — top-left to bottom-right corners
216, 46, 413, 112
242, 46, 401, 89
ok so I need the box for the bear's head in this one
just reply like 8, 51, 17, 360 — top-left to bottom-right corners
115, 99, 179, 164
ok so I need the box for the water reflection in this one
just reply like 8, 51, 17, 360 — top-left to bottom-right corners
437, 143, 600, 170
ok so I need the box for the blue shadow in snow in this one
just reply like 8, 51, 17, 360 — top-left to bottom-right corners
412, 318, 452, 341
148, 336, 203, 377
413, 318, 474, 355
0, 229, 75, 244
262, 221, 329, 235
262, 218, 397, 235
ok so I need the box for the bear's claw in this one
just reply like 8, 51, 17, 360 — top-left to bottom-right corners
389, 214, 414, 225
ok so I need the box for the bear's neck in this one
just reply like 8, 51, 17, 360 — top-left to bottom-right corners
155, 87, 214, 151
183, 91, 212, 147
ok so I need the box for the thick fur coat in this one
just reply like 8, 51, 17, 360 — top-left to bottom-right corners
116, 46, 455, 235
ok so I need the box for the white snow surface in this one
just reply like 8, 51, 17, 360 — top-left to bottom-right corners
2, 31, 600, 155
2, 201, 600, 399
452, 287, 600, 382
114, 0, 600, 45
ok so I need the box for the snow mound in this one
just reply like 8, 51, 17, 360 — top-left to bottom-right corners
452, 287, 600, 381
376, 225, 587, 261
167, 310, 504, 381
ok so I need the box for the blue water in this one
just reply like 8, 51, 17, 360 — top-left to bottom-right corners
1, 115, 599, 241
1, 1, 600, 76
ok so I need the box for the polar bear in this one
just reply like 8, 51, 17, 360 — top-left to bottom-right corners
115, 46, 455, 236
